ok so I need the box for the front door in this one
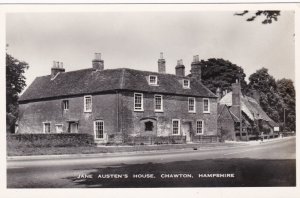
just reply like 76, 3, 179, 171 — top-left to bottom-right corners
70, 123, 78, 133
182, 122, 192, 143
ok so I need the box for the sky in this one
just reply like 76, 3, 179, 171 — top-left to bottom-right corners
6, 11, 295, 91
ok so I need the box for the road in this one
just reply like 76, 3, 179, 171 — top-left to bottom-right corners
7, 137, 296, 188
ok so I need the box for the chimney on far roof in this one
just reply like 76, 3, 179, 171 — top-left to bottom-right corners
158, 52, 166, 73
231, 82, 241, 120
92, 53, 104, 70
190, 55, 202, 81
175, 59, 185, 76
51, 61, 65, 79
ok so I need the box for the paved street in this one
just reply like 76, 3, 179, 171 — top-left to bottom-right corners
7, 137, 296, 188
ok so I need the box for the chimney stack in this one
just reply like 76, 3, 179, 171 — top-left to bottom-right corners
231, 83, 241, 119
51, 61, 65, 79
190, 55, 202, 81
92, 53, 104, 70
158, 52, 166, 73
175, 59, 185, 76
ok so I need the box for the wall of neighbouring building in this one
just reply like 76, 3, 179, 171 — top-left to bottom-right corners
120, 91, 218, 141
217, 106, 236, 141
18, 93, 119, 142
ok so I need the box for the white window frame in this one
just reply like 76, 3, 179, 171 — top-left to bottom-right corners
84, 95, 92, 112
148, 75, 158, 85
63, 100, 69, 110
203, 98, 210, 113
172, 119, 181, 135
55, 124, 63, 133
188, 97, 196, 113
196, 120, 204, 135
94, 120, 104, 139
183, 79, 190, 89
154, 94, 163, 112
134, 93, 144, 111
43, 122, 51, 133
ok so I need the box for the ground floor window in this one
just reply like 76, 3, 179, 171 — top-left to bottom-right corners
145, 121, 154, 131
43, 122, 51, 133
196, 120, 204, 134
94, 120, 104, 139
172, 119, 180, 135
55, 124, 63, 133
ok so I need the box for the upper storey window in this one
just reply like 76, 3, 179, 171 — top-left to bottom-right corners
149, 75, 158, 85
183, 79, 190, 89
203, 98, 210, 113
84, 95, 92, 112
134, 93, 144, 111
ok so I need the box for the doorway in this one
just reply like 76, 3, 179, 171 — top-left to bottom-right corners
182, 122, 192, 143
68, 122, 78, 133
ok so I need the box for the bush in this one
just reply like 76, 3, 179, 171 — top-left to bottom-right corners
7, 133, 94, 148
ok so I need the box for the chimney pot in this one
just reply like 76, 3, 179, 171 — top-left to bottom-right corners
51, 61, 65, 78
92, 52, 104, 70
190, 55, 202, 81
158, 52, 166, 73
175, 59, 185, 76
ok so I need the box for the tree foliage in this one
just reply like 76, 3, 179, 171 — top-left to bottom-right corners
199, 58, 248, 94
247, 68, 285, 124
235, 10, 280, 24
276, 78, 296, 131
6, 53, 29, 133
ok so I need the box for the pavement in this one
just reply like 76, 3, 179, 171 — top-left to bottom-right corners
225, 136, 295, 145
7, 136, 295, 161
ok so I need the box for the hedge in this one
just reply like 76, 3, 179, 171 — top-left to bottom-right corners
7, 133, 95, 148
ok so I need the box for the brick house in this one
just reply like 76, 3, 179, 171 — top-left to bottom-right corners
217, 83, 279, 141
18, 53, 218, 144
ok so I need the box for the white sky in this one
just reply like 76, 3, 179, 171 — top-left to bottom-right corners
6, 11, 295, 91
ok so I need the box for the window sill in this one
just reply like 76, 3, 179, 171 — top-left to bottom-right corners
155, 110, 164, 113
134, 109, 144, 112
195, 133, 204, 136
203, 111, 210, 114
188, 111, 196, 114
84, 111, 92, 113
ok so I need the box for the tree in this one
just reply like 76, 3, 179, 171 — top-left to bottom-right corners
6, 53, 29, 133
199, 58, 248, 94
247, 68, 284, 124
235, 10, 280, 24
277, 78, 295, 131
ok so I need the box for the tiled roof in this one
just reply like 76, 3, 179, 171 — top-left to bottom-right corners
219, 91, 278, 126
19, 68, 217, 102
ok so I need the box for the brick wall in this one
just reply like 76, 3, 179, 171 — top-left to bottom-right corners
120, 91, 218, 141
19, 91, 218, 144
217, 106, 236, 141
18, 93, 119, 142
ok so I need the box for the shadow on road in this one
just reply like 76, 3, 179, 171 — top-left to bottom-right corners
67, 158, 296, 188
